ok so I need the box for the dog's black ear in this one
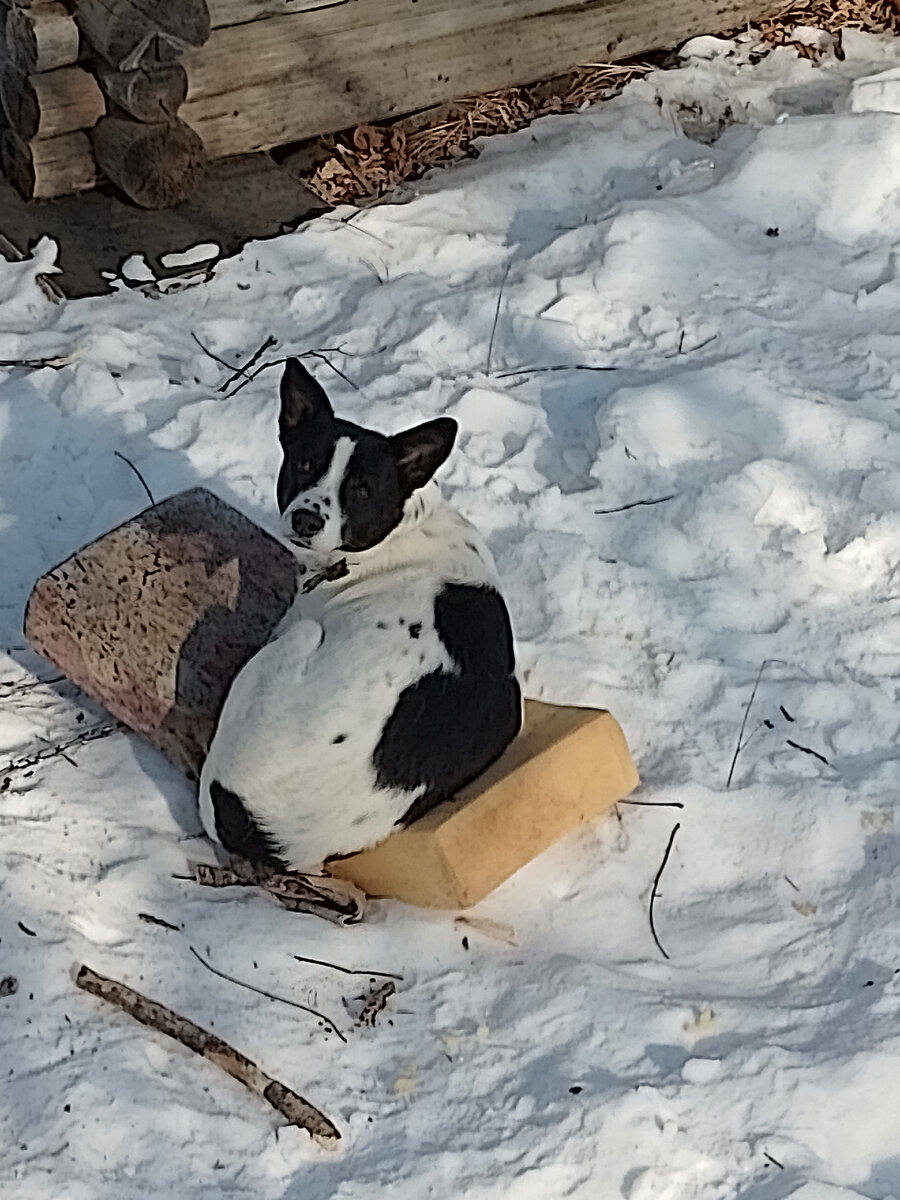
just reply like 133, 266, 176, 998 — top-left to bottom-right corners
279, 358, 332, 440
390, 417, 457, 495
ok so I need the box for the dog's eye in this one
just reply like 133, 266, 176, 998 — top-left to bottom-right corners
352, 481, 371, 500
299, 459, 312, 474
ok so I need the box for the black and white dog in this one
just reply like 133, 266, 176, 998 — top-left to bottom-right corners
198, 359, 522, 873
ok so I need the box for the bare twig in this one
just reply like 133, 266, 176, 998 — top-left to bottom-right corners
663, 333, 717, 359
495, 364, 616, 379
0, 674, 64, 700
304, 350, 358, 392
293, 954, 402, 980
138, 912, 180, 932
75, 964, 340, 1145
786, 739, 829, 766
218, 335, 278, 392
0, 355, 72, 371
486, 264, 511, 375
619, 799, 685, 810
0, 722, 124, 789
222, 347, 343, 401
189, 947, 347, 1043
595, 495, 675, 515
649, 822, 681, 961
726, 659, 785, 787
190, 331, 241, 375
114, 451, 155, 506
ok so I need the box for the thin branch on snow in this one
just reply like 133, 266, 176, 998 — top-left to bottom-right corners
222, 346, 353, 400
595, 495, 675, 515
785, 739, 829, 766
486, 263, 511, 375
648, 822, 680, 961
304, 350, 359, 391
75, 964, 340, 1145
114, 451, 155, 506
217, 334, 278, 392
725, 658, 786, 787
494, 363, 616, 379
189, 947, 347, 1043
190, 331, 244, 376
618, 799, 685, 810
293, 954, 402, 981
138, 912, 180, 932
0, 355, 73, 371
0, 721, 124, 793
663, 332, 718, 358
0, 674, 65, 700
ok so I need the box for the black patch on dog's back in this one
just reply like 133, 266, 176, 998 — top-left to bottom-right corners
208, 779, 287, 868
373, 584, 521, 823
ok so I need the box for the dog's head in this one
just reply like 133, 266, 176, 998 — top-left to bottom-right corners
276, 358, 457, 555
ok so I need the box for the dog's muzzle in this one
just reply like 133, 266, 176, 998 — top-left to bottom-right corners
290, 509, 325, 541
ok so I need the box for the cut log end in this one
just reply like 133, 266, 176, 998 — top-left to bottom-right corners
1, 126, 99, 199
6, 2, 82, 75
91, 114, 208, 207
96, 62, 189, 123
76, 0, 211, 71
1, 65, 105, 143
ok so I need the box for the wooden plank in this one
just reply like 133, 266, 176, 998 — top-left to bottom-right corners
183, 0, 772, 158
208, 0, 352, 28
0, 64, 105, 141
187, 0, 605, 101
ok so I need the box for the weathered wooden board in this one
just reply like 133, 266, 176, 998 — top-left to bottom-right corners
187, 0, 662, 103
208, 0, 353, 28
182, 0, 771, 158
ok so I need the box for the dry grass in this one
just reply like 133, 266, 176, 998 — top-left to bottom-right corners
302, 0, 899, 206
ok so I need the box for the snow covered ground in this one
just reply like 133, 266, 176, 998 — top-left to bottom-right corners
4, 27, 900, 1199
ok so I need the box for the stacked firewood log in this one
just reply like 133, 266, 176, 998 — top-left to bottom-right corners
0, 0, 210, 205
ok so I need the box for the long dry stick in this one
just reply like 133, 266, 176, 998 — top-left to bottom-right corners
0, 721, 124, 791
649, 822, 681, 961
75, 965, 340, 1147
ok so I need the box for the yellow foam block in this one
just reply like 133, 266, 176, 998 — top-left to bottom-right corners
327, 700, 639, 909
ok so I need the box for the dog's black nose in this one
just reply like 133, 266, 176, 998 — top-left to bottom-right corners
291, 509, 325, 539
